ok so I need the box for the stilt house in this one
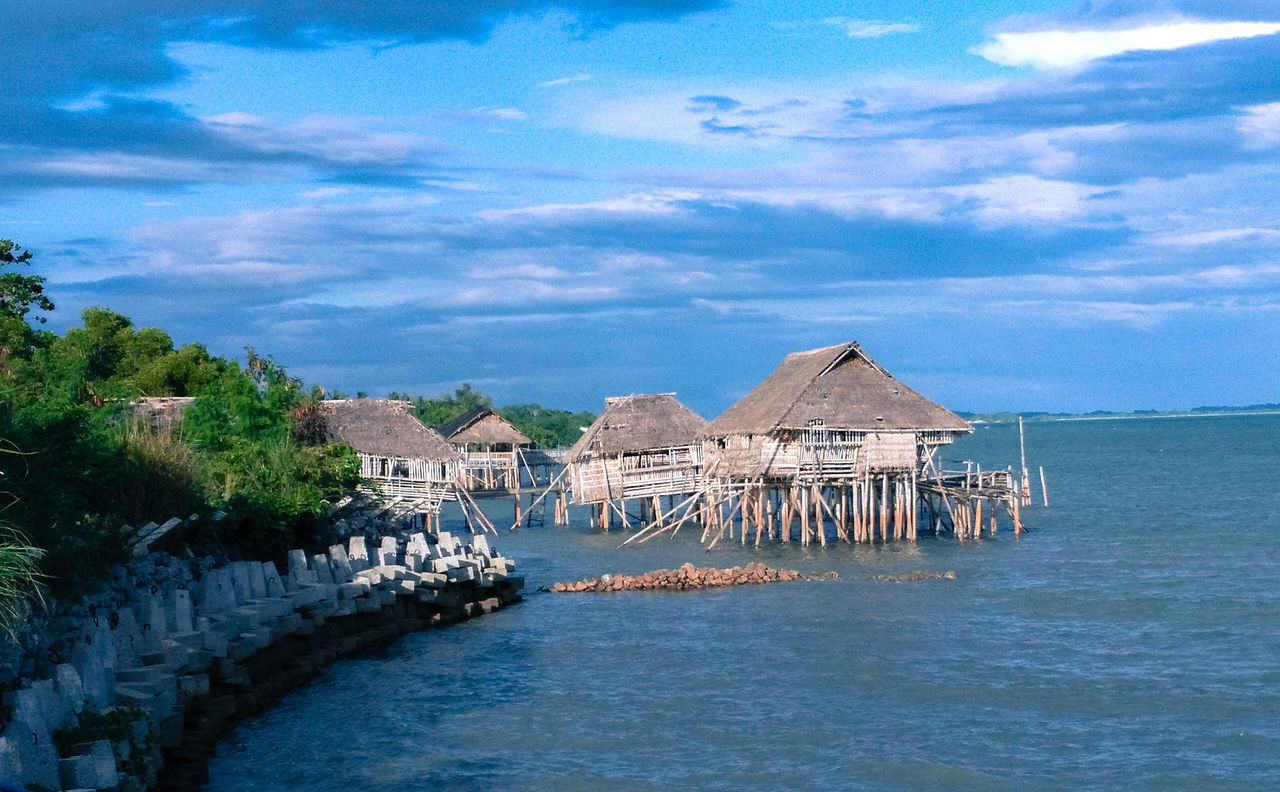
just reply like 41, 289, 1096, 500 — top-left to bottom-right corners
700, 342, 971, 482
323, 399, 462, 519
625, 342, 990, 547
566, 394, 708, 529
435, 409, 532, 492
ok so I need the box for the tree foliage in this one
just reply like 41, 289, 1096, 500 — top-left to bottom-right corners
0, 250, 360, 597
389, 384, 595, 448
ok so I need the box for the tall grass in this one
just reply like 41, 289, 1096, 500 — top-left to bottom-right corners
0, 524, 44, 637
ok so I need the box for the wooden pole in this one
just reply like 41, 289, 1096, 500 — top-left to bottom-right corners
879, 474, 889, 542
1040, 466, 1049, 508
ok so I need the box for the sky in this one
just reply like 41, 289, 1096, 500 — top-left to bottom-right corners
4, 0, 1280, 416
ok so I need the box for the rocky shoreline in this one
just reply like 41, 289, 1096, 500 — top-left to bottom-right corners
547, 562, 835, 593
0, 527, 522, 792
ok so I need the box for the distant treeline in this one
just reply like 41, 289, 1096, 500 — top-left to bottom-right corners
960, 404, 1280, 423
384, 384, 595, 449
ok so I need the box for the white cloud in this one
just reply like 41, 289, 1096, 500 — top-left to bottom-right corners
537, 73, 591, 88
943, 175, 1100, 226
825, 18, 918, 39
973, 20, 1280, 70
1238, 102, 1280, 148
1150, 227, 1280, 247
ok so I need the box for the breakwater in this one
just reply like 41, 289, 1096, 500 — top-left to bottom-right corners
547, 561, 834, 592
0, 528, 522, 791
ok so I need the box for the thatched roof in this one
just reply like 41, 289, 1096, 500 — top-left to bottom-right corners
702, 342, 971, 437
323, 399, 459, 460
435, 409, 531, 447
566, 393, 707, 462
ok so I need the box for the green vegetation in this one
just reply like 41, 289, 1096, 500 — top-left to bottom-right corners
0, 237, 590, 614
390, 385, 595, 448
0, 524, 44, 637
497, 403, 596, 448
0, 239, 359, 601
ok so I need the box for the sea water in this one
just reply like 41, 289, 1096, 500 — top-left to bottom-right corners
206, 415, 1280, 791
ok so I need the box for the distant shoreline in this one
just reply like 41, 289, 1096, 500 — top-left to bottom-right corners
967, 409, 1280, 425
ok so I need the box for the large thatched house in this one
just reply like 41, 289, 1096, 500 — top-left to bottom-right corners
565, 393, 707, 528
642, 342, 983, 547
435, 408, 532, 492
701, 342, 971, 481
323, 399, 462, 519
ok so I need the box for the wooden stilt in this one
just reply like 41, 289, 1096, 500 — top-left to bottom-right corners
800, 486, 810, 546
880, 474, 889, 542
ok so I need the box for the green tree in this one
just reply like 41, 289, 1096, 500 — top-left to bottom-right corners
0, 239, 54, 378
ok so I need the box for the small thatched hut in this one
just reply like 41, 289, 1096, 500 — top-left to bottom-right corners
435, 408, 532, 492
565, 393, 707, 530
323, 399, 462, 521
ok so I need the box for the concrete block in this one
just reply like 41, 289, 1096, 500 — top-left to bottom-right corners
310, 554, 336, 585
55, 662, 86, 717
247, 562, 268, 599
0, 718, 59, 791
275, 613, 304, 635
287, 549, 316, 585
288, 584, 329, 609
201, 629, 230, 658
263, 561, 287, 598
60, 754, 99, 791
338, 581, 370, 600
327, 544, 354, 582
198, 568, 237, 615
142, 594, 169, 641
416, 588, 439, 603
347, 536, 369, 571
112, 606, 144, 669
72, 627, 116, 709
378, 589, 398, 606
227, 636, 259, 662
230, 561, 255, 604
249, 597, 293, 618
354, 595, 381, 613
417, 572, 448, 588
82, 739, 119, 790
300, 600, 338, 621
250, 625, 274, 649
178, 674, 210, 698
378, 536, 399, 566
333, 599, 358, 617
170, 588, 194, 633
471, 534, 491, 557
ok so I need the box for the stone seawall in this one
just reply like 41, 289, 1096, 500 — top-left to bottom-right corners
0, 529, 522, 792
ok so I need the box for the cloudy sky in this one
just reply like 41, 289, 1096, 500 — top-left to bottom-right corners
5, 0, 1280, 416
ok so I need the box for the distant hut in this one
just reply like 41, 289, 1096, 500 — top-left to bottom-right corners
434, 408, 532, 492
629, 342, 1005, 547
129, 396, 196, 430
565, 393, 708, 531
324, 399, 480, 529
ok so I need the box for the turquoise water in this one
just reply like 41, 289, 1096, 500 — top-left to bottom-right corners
206, 416, 1280, 791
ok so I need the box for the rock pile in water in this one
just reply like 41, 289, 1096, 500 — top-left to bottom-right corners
548, 561, 834, 593
869, 570, 956, 582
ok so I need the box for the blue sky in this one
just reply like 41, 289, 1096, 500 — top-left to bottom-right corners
5, 0, 1280, 416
